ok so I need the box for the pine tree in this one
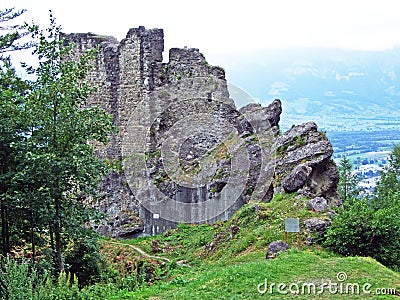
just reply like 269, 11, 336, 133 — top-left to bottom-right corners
0, 8, 31, 56
374, 143, 400, 208
0, 7, 31, 257
337, 155, 360, 204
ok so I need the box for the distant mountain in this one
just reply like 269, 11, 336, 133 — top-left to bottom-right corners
218, 48, 400, 126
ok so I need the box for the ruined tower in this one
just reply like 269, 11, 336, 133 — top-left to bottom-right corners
66, 27, 339, 237
66, 27, 251, 236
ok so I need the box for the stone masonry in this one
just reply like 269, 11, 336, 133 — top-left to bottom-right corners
65, 27, 339, 237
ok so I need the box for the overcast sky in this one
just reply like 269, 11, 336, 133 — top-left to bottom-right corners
3, 0, 400, 65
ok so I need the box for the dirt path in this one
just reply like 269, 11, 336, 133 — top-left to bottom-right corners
104, 240, 190, 266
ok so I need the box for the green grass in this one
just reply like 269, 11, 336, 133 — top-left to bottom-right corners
99, 192, 400, 299
107, 250, 400, 299
120, 192, 328, 262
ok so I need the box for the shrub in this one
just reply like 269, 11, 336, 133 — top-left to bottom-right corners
324, 196, 400, 271
0, 256, 41, 300
0, 258, 122, 300
64, 237, 105, 287
48, 272, 80, 300
296, 135, 306, 146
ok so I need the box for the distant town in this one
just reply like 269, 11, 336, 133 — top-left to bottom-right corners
328, 129, 396, 195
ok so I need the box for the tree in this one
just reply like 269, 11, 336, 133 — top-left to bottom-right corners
0, 7, 31, 257
0, 63, 27, 257
337, 155, 359, 204
0, 8, 31, 56
324, 145, 400, 271
375, 143, 400, 205
14, 14, 114, 273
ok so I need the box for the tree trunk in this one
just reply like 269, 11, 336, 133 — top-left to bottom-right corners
54, 197, 64, 272
52, 83, 64, 271
49, 221, 55, 255
30, 208, 35, 263
1, 200, 10, 256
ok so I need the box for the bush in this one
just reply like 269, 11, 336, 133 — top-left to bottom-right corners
0, 256, 41, 300
47, 272, 80, 300
0, 258, 121, 300
324, 196, 400, 271
64, 237, 105, 287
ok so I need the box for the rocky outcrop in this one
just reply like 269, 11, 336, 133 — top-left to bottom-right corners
282, 164, 313, 193
306, 197, 329, 212
67, 27, 340, 237
272, 122, 340, 204
237, 105, 340, 205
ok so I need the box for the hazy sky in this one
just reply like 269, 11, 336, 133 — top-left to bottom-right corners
3, 0, 400, 61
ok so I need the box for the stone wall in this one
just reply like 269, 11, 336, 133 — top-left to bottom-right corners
65, 27, 339, 237
65, 27, 238, 236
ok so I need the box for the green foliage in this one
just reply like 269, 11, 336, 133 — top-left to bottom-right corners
325, 147, 400, 273
0, 8, 32, 56
2, 249, 399, 299
296, 135, 306, 146
1, 7, 399, 299
48, 272, 81, 300
275, 135, 306, 158
324, 196, 400, 271
121, 193, 315, 264
0, 256, 43, 300
160, 223, 215, 258
0, 11, 114, 284
125, 251, 400, 300
337, 154, 360, 204
0, 256, 128, 300
324, 199, 374, 255
375, 143, 400, 201
318, 130, 328, 140
0, 61, 29, 256
330, 144, 400, 271
11, 13, 114, 274
272, 192, 284, 201
64, 237, 105, 287
275, 144, 288, 157
0, 7, 33, 259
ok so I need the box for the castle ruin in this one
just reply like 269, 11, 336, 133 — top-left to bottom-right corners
66, 27, 339, 237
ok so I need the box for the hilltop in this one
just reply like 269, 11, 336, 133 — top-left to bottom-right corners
97, 192, 400, 299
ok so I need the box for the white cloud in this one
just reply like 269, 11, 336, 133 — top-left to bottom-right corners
384, 86, 400, 96
3, 0, 399, 127
348, 72, 365, 77
325, 91, 335, 97
336, 71, 365, 81
268, 82, 289, 96
342, 90, 356, 95
2, 0, 400, 59
336, 74, 350, 81
385, 69, 396, 80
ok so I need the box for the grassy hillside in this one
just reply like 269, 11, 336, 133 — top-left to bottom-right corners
99, 192, 400, 299
112, 251, 399, 299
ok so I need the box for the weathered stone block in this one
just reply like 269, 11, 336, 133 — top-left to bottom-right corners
306, 197, 329, 212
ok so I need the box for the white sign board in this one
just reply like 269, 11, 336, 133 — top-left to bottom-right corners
285, 218, 300, 233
